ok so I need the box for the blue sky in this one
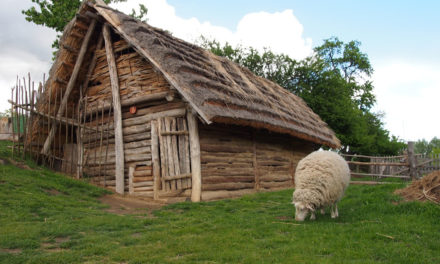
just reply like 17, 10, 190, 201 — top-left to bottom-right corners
1, 0, 439, 142
168, 0, 440, 64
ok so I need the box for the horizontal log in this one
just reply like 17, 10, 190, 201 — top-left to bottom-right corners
202, 182, 254, 191
201, 162, 253, 168
257, 161, 290, 167
85, 153, 151, 165
121, 102, 185, 120
163, 173, 192, 181
201, 144, 253, 153
133, 176, 153, 182
202, 176, 255, 184
201, 156, 253, 164
133, 181, 153, 188
135, 165, 152, 171
85, 91, 170, 115
259, 174, 292, 182
133, 170, 152, 177
122, 108, 186, 127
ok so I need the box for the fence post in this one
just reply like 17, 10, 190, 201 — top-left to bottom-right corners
408, 141, 417, 180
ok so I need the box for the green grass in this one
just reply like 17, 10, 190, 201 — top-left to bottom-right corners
0, 141, 439, 263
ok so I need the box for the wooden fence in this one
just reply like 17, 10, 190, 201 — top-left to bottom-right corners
341, 142, 440, 185
8, 74, 114, 180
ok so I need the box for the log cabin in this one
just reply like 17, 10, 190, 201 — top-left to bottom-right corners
27, 0, 340, 202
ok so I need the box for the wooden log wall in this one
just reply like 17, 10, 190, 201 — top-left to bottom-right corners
85, 38, 171, 111
81, 35, 178, 196
199, 123, 317, 201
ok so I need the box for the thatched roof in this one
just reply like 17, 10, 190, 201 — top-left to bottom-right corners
43, 0, 341, 148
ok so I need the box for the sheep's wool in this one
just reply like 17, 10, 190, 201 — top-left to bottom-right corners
293, 151, 350, 209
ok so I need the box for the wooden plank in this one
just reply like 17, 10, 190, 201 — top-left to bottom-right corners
164, 117, 175, 190
170, 118, 181, 189
103, 23, 125, 194
151, 120, 160, 200
41, 19, 97, 155
187, 111, 201, 202
158, 118, 168, 191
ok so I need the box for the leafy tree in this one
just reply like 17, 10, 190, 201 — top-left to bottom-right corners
199, 37, 406, 155
415, 137, 440, 155
22, 0, 147, 51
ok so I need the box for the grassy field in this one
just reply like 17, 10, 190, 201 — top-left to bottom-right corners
0, 141, 439, 263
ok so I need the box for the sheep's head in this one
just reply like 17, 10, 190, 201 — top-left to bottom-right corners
293, 201, 314, 221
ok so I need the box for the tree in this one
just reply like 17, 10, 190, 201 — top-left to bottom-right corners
22, 0, 147, 52
415, 137, 440, 155
200, 37, 406, 155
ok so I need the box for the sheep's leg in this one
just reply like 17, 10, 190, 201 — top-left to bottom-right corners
310, 211, 316, 220
330, 205, 336, 218
320, 208, 325, 215
334, 204, 339, 218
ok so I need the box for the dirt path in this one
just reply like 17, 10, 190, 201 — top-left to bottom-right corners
99, 194, 165, 215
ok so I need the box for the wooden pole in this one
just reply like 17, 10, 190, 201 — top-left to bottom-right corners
103, 23, 125, 194
41, 18, 97, 156
151, 120, 160, 200
11, 86, 15, 157
408, 141, 417, 180
187, 110, 201, 202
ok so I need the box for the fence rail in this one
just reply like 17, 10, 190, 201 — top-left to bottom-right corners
342, 143, 440, 185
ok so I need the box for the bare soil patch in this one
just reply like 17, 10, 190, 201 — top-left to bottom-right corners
395, 170, 440, 204
99, 194, 165, 215
0, 248, 22, 254
44, 189, 62, 196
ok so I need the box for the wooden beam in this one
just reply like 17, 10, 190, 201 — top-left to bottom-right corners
41, 19, 97, 155
151, 120, 160, 200
187, 110, 201, 202
103, 23, 125, 194
85, 91, 170, 116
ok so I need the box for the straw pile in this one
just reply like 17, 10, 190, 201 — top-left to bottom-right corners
394, 170, 440, 204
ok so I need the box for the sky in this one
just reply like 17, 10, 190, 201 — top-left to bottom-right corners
0, 0, 439, 143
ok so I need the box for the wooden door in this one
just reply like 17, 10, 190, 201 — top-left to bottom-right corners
156, 116, 192, 191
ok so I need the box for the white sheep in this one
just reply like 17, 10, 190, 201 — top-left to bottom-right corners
292, 151, 350, 221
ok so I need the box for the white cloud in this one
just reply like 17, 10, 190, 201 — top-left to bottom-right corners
373, 61, 440, 141
111, 0, 312, 60
0, 0, 56, 112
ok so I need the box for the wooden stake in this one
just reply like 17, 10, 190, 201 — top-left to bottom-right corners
103, 23, 125, 194
41, 19, 97, 156
11, 86, 15, 157
187, 110, 201, 202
